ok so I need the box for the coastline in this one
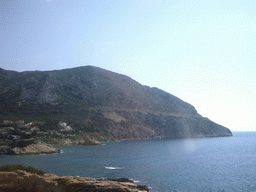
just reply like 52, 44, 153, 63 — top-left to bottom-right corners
0, 169, 149, 192
0, 132, 233, 155
0, 143, 61, 155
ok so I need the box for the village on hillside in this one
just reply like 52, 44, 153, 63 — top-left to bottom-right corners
0, 120, 75, 145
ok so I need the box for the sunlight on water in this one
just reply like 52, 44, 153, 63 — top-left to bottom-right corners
183, 139, 197, 153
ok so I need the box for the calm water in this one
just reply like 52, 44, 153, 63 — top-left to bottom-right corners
1, 132, 256, 191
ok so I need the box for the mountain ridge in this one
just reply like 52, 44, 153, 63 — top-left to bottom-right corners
0, 66, 232, 140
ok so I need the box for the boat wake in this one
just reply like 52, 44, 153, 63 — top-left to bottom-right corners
105, 166, 124, 170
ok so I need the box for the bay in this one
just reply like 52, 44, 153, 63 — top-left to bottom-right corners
1, 132, 256, 191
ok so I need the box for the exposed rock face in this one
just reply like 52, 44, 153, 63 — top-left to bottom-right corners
0, 67, 196, 115
105, 111, 232, 140
0, 66, 232, 140
0, 170, 149, 192
0, 143, 60, 155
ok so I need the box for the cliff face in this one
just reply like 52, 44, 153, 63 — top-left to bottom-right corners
0, 66, 232, 140
0, 170, 149, 192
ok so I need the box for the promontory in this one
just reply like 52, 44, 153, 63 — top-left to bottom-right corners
0, 165, 149, 192
0, 66, 232, 146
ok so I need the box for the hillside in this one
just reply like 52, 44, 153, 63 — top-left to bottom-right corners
0, 66, 232, 141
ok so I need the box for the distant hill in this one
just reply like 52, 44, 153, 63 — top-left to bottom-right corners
0, 66, 232, 140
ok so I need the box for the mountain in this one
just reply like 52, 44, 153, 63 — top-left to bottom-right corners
0, 66, 232, 140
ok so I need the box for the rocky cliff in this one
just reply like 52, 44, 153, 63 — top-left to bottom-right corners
0, 170, 149, 192
0, 66, 232, 140
0, 143, 61, 155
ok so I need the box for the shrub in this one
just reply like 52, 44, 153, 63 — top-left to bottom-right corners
9, 139, 35, 148
0, 164, 45, 175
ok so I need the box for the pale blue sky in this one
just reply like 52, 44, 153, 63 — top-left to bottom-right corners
1, 0, 255, 131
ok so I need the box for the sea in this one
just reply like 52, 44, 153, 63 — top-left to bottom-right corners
1, 131, 256, 192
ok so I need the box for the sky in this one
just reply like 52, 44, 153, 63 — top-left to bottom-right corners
1, 0, 256, 131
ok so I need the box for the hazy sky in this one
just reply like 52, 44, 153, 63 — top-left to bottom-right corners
1, 0, 256, 131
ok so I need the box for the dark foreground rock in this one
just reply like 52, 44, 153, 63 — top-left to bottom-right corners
0, 170, 149, 192
0, 143, 61, 155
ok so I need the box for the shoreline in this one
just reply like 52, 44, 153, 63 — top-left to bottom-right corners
0, 143, 61, 155
0, 133, 233, 156
0, 169, 150, 192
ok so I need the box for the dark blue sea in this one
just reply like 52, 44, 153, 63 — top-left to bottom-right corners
1, 132, 256, 191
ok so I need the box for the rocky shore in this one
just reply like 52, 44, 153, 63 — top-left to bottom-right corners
46, 138, 102, 145
0, 170, 149, 192
0, 143, 61, 155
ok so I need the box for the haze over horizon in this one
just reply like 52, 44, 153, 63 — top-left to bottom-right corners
1, 0, 255, 131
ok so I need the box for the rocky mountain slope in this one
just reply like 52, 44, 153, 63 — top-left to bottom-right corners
0, 66, 232, 140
